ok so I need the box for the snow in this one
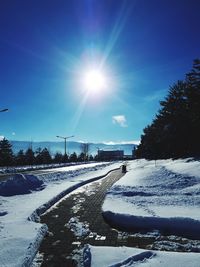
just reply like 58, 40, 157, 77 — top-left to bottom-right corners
1, 158, 200, 266
0, 161, 121, 267
103, 159, 200, 239
0, 174, 45, 196
87, 245, 200, 267
0, 162, 90, 174
66, 217, 90, 238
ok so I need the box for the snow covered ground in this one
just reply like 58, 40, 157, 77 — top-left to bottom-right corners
0, 161, 95, 174
1, 158, 200, 267
86, 245, 200, 267
98, 158, 200, 267
0, 162, 121, 267
103, 159, 200, 238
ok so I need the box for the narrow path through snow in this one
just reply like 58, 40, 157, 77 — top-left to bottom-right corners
35, 169, 124, 266
33, 168, 199, 267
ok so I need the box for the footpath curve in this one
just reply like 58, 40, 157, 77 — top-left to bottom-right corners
35, 169, 125, 266
36, 169, 162, 267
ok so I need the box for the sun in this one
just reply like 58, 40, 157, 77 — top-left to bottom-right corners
83, 69, 107, 93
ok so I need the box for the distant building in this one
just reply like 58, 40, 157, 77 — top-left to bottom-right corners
98, 150, 124, 161
123, 155, 133, 160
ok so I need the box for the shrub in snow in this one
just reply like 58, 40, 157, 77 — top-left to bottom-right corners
0, 174, 45, 196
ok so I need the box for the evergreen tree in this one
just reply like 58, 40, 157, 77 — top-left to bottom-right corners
25, 148, 35, 165
78, 152, 85, 162
35, 147, 52, 164
63, 154, 68, 163
40, 148, 52, 164
16, 150, 26, 166
185, 59, 200, 156
54, 152, 63, 163
0, 138, 14, 166
136, 59, 200, 159
35, 147, 42, 164
89, 155, 94, 161
69, 152, 78, 162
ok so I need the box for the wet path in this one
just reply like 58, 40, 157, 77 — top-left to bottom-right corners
35, 169, 198, 267
37, 169, 125, 266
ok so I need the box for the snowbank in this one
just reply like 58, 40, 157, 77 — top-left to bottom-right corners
85, 245, 200, 267
0, 174, 44, 196
103, 211, 200, 239
0, 162, 90, 174
103, 159, 200, 239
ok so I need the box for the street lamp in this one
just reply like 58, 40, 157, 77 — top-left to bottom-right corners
0, 108, 8, 112
56, 135, 74, 156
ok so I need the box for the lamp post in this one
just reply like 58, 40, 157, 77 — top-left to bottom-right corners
56, 135, 74, 156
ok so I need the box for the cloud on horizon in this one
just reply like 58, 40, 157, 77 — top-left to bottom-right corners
103, 140, 140, 145
112, 115, 127, 127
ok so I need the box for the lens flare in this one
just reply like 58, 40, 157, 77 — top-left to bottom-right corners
83, 69, 107, 93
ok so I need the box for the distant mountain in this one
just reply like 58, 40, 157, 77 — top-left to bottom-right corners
10, 141, 137, 156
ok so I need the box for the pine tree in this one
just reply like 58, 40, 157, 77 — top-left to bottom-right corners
89, 155, 94, 161
16, 150, 26, 166
40, 148, 52, 164
35, 147, 52, 164
25, 148, 35, 165
63, 154, 68, 163
35, 147, 42, 164
136, 59, 200, 159
78, 152, 85, 162
69, 152, 78, 162
185, 59, 200, 156
54, 152, 63, 163
0, 138, 14, 166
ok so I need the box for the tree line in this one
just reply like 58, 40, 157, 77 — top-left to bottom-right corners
136, 59, 200, 159
0, 138, 95, 167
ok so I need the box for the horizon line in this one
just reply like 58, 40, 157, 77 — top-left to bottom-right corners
7, 139, 140, 145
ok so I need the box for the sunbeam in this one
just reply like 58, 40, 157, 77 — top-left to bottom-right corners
101, 1, 135, 67
71, 90, 90, 134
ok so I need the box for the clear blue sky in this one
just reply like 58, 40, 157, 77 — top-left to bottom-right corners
0, 0, 200, 143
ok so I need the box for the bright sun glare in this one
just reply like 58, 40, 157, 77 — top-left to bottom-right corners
83, 69, 107, 93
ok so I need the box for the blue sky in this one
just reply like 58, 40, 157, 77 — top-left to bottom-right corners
0, 0, 200, 143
